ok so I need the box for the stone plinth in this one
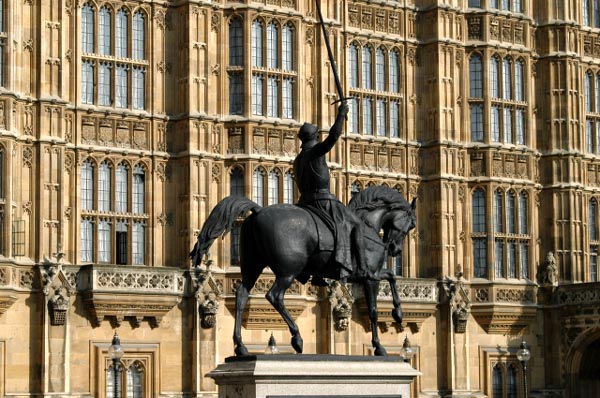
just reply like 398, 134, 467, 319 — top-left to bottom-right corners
208, 355, 420, 398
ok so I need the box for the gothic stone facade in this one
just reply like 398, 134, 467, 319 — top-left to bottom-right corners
0, 0, 600, 397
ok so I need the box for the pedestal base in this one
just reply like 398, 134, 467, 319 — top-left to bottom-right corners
208, 355, 420, 398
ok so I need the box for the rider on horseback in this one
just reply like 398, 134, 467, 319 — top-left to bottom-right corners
293, 101, 372, 284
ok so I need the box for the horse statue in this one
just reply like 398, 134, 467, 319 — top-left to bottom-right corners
190, 186, 416, 356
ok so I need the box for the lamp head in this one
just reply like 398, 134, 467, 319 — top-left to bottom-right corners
108, 331, 124, 360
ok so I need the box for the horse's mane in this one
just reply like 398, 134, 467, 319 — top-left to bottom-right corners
348, 186, 412, 218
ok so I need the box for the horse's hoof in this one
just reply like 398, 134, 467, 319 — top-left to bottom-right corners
292, 335, 304, 354
235, 344, 249, 356
374, 346, 388, 356
392, 308, 403, 324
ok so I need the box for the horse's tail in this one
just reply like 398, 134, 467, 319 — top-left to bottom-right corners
190, 196, 261, 266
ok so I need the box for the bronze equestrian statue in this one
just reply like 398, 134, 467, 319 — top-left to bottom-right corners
189, 0, 416, 357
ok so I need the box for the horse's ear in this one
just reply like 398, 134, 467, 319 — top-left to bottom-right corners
411, 198, 417, 210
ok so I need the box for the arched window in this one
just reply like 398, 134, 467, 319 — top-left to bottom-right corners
596, 73, 600, 113
348, 97, 359, 134
472, 189, 486, 232
586, 72, 594, 113
469, 54, 482, 98
253, 169, 264, 206
515, 59, 524, 101
116, 164, 128, 212
363, 97, 373, 135
132, 67, 145, 110
127, 363, 144, 398
133, 165, 145, 214
376, 48, 385, 91
494, 190, 503, 233
82, 61, 94, 104
491, 106, 500, 142
252, 20, 263, 67
519, 192, 528, 234
492, 364, 503, 397
390, 100, 400, 138
99, 7, 111, 55
132, 12, 145, 60
268, 170, 279, 205
490, 56, 500, 98
267, 22, 278, 68
507, 191, 516, 234
267, 77, 279, 117
99, 162, 111, 212
389, 50, 400, 93
584, 0, 591, 26
116, 66, 128, 108
98, 220, 111, 263
507, 364, 518, 398
283, 171, 294, 204
106, 364, 116, 398
362, 46, 372, 89
230, 168, 244, 197
229, 18, 243, 66
587, 120, 594, 153
591, 199, 598, 241
282, 24, 293, 71
116, 9, 128, 58
376, 100, 386, 136
132, 222, 145, 265
81, 219, 93, 262
82, 3, 95, 53
503, 57, 512, 100
82, 160, 94, 210
348, 44, 359, 88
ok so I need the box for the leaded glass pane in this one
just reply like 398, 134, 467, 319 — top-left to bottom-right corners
252, 75, 264, 115
133, 166, 145, 214
491, 106, 500, 142
98, 221, 111, 263
507, 192, 516, 234
515, 60, 524, 101
390, 101, 400, 138
503, 58, 512, 100
133, 12, 145, 60
376, 48, 385, 91
591, 200, 598, 241
82, 161, 94, 210
507, 365, 517, 398
490, 57, 499, 98
116, 164, 128, 213
81, 220, 93, 262
99, 7, 111, 55
492, 364, 503, 398
82, 4, 94, 53
473, 189, 486, 232
520, 243, 529, 279
376, 100, 386, 136
230, 168, 244, 197
267, 23, 278, 69
253, 169, 264, 206
116, 9, 128, 58
519, 192, 528, 234
349, 44, 359, 88
132, 223, 144, 265
99, 63, 111, 106
362, 47, 372, 89
230, 18, 243, 66
283, 78, 293, 119
116, 66, 128, 108
132, 67, 145, 110
363, 98, 373, 135
229, 73, 243, 115
282, 24, 293, 71
494, 190, 503, 233
469, 55, 482, 97
586, 72, 594, 112
283, 171, 294, 204
268, 171, 279, 205
508, 242, 517, 278
252, 20, 263, 67
516, 109, 525, 145
470, 104, 483, 142
474, 238, 487, 278
267, 77, 279, 117
390, 51, 400, 93
349, 97, 359, 134
98, 163, 111, 212
495, 239, 504, 277
503, 108, 513, 143
82, 61, 94, 104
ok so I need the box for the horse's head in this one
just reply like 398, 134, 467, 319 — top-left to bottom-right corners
384, 198, 416, 257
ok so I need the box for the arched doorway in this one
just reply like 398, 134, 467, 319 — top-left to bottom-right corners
578, 338, 600, 398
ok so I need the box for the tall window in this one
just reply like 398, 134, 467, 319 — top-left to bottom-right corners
515, 60, 524, 101
362, 47, 372, 89
349, 44, 359, 88
99, 7, 111, 55
268, 170, 279, 205
471, 104, 483, 142
283, 171, 294, 204
253, 169, 264, 206
472, 189, 487, 278
116, 164, 128, 213
82, 4, 95, 53
230, 168, 244, 197
584, 71, 600, 154
591, 199, 599, 282
116, 9, 129, 58
491, 362, 521, 398
98, 162, 111, 212
132, 12, 145, 60
230, 18, 243, 66
503, 58, 512, 100
230, 74, 243, 115
80, 4, 147, 109
252, 20, 295, 119
229, 167, 245, 265
376, 48, 385, 91
469, 55, 483, 98
490, 56, 500, 98
107, 362, 145, 398
348, 43, 402, 137
80, 159, 147, 264
469, 54, 484, 142
586, 72, 594, 113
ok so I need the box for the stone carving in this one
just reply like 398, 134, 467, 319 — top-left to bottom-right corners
253, 128, 266, 154
211, 13, 220, 32
468, 17, 481, 40
327, 281, 354, 331
538, 251, 558, 286
490, 18, 499, 40
442, 267, 471, 334
378, 280, 436, 302
349, 6, 360, 27
388, 12, 399, 34
496, 288, 535, 303
23, 146, 33, 168
191, 258, 222, 329
228, 127, 244, 154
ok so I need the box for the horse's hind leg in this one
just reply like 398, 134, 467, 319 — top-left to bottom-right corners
364, 279, 387, 356
266, 275, 303, 353
233, 268, 261, 356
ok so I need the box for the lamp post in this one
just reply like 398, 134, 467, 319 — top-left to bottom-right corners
516, 340, 531, 398
399, 335, 414, 363
108, 332, 124, 398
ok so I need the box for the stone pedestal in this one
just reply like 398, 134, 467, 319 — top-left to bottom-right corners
208, 355, 420, 398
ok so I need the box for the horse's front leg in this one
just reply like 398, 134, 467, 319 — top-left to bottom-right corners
379, 268, 403, 324
266, 275, 303, 354
363, 279, 387, 356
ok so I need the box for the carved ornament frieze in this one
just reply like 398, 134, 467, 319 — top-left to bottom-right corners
347, 4, 404, 36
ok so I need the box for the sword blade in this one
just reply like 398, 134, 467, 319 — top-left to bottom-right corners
315, 0, 345, 102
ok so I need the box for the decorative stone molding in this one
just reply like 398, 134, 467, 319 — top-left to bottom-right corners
355, 278, 438, 332
470, 282, 537, 334
190, 257, 222, 329
537, 251, 558, 287
327, 281, 354, 331
442, 267, 471, 334
80, 265, 183, 328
